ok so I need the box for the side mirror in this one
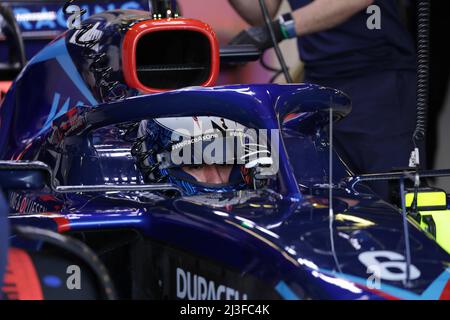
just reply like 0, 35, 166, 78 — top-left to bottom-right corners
0, 161, 51, 191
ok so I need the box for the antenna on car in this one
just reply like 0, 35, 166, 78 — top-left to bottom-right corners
329, 104, 342, 273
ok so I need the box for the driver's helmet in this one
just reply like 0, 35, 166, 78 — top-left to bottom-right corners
135, 117, 274, 196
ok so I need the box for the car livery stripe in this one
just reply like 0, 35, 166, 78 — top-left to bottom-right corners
27, 38, 97, 106
353, 284, 401, 300
53, 216, 70, 233
439, 280, 450, 300
420, 267, 450, 300
318, 267, 450, 300
275, 281, 301, 300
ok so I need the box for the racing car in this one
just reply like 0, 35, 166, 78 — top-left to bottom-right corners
0, 0, 449, 300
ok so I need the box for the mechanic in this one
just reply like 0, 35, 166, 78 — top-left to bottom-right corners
229, 0, 419, 200
136, 117, 273, 195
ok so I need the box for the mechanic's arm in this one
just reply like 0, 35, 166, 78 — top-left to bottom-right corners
229, 0, 282, 26
291, 0, 374, 36
230, 0, 374, 50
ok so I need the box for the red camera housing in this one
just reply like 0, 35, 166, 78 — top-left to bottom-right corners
122, 18, 220, 94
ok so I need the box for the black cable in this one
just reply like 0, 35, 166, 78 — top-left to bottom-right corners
258, 0, 293, 83
260, 53, 283, 83
413, 0, 430, 147
408, 0, 430, 238
269, 70, 283, 84
260, 52, 281, 73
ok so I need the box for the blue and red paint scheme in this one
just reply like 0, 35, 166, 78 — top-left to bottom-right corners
0, 9, 449, 300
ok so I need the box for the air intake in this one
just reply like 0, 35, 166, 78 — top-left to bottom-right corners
122, 18, 219, 94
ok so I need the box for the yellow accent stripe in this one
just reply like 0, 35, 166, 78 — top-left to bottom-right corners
405, 191, 447, 208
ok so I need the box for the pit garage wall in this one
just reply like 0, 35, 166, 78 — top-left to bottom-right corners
434, 83, 450, 191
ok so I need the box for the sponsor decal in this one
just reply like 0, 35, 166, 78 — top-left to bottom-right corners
9, 192, 48, 214
5, 2, 144, 34
176, 267, 248, 300
171, 133, 220, 152
359, 251, 421, 285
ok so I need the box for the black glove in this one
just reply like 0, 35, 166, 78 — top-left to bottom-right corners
229, 20, 285, 52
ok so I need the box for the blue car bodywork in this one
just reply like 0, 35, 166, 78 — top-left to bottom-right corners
0, 0, 149, 61
0, 9, 449, 300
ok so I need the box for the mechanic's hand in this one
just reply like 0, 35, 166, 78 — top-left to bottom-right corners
229, 21, 285, 52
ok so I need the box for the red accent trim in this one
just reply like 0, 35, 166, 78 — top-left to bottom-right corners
18, 198, 28, 214
13, 142, 34, 160
53, 216, 71, 233
39, 195, 57, 202
440, 280, 450, 300
368, 288, 401, 300
283, 113, 300, 122
122, 18, 220, 94
353, 282, 401, 300
0, 81, 11, 94
67, 108, 77, 117
2, 248, 44, 300
241, 166, 253, 185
